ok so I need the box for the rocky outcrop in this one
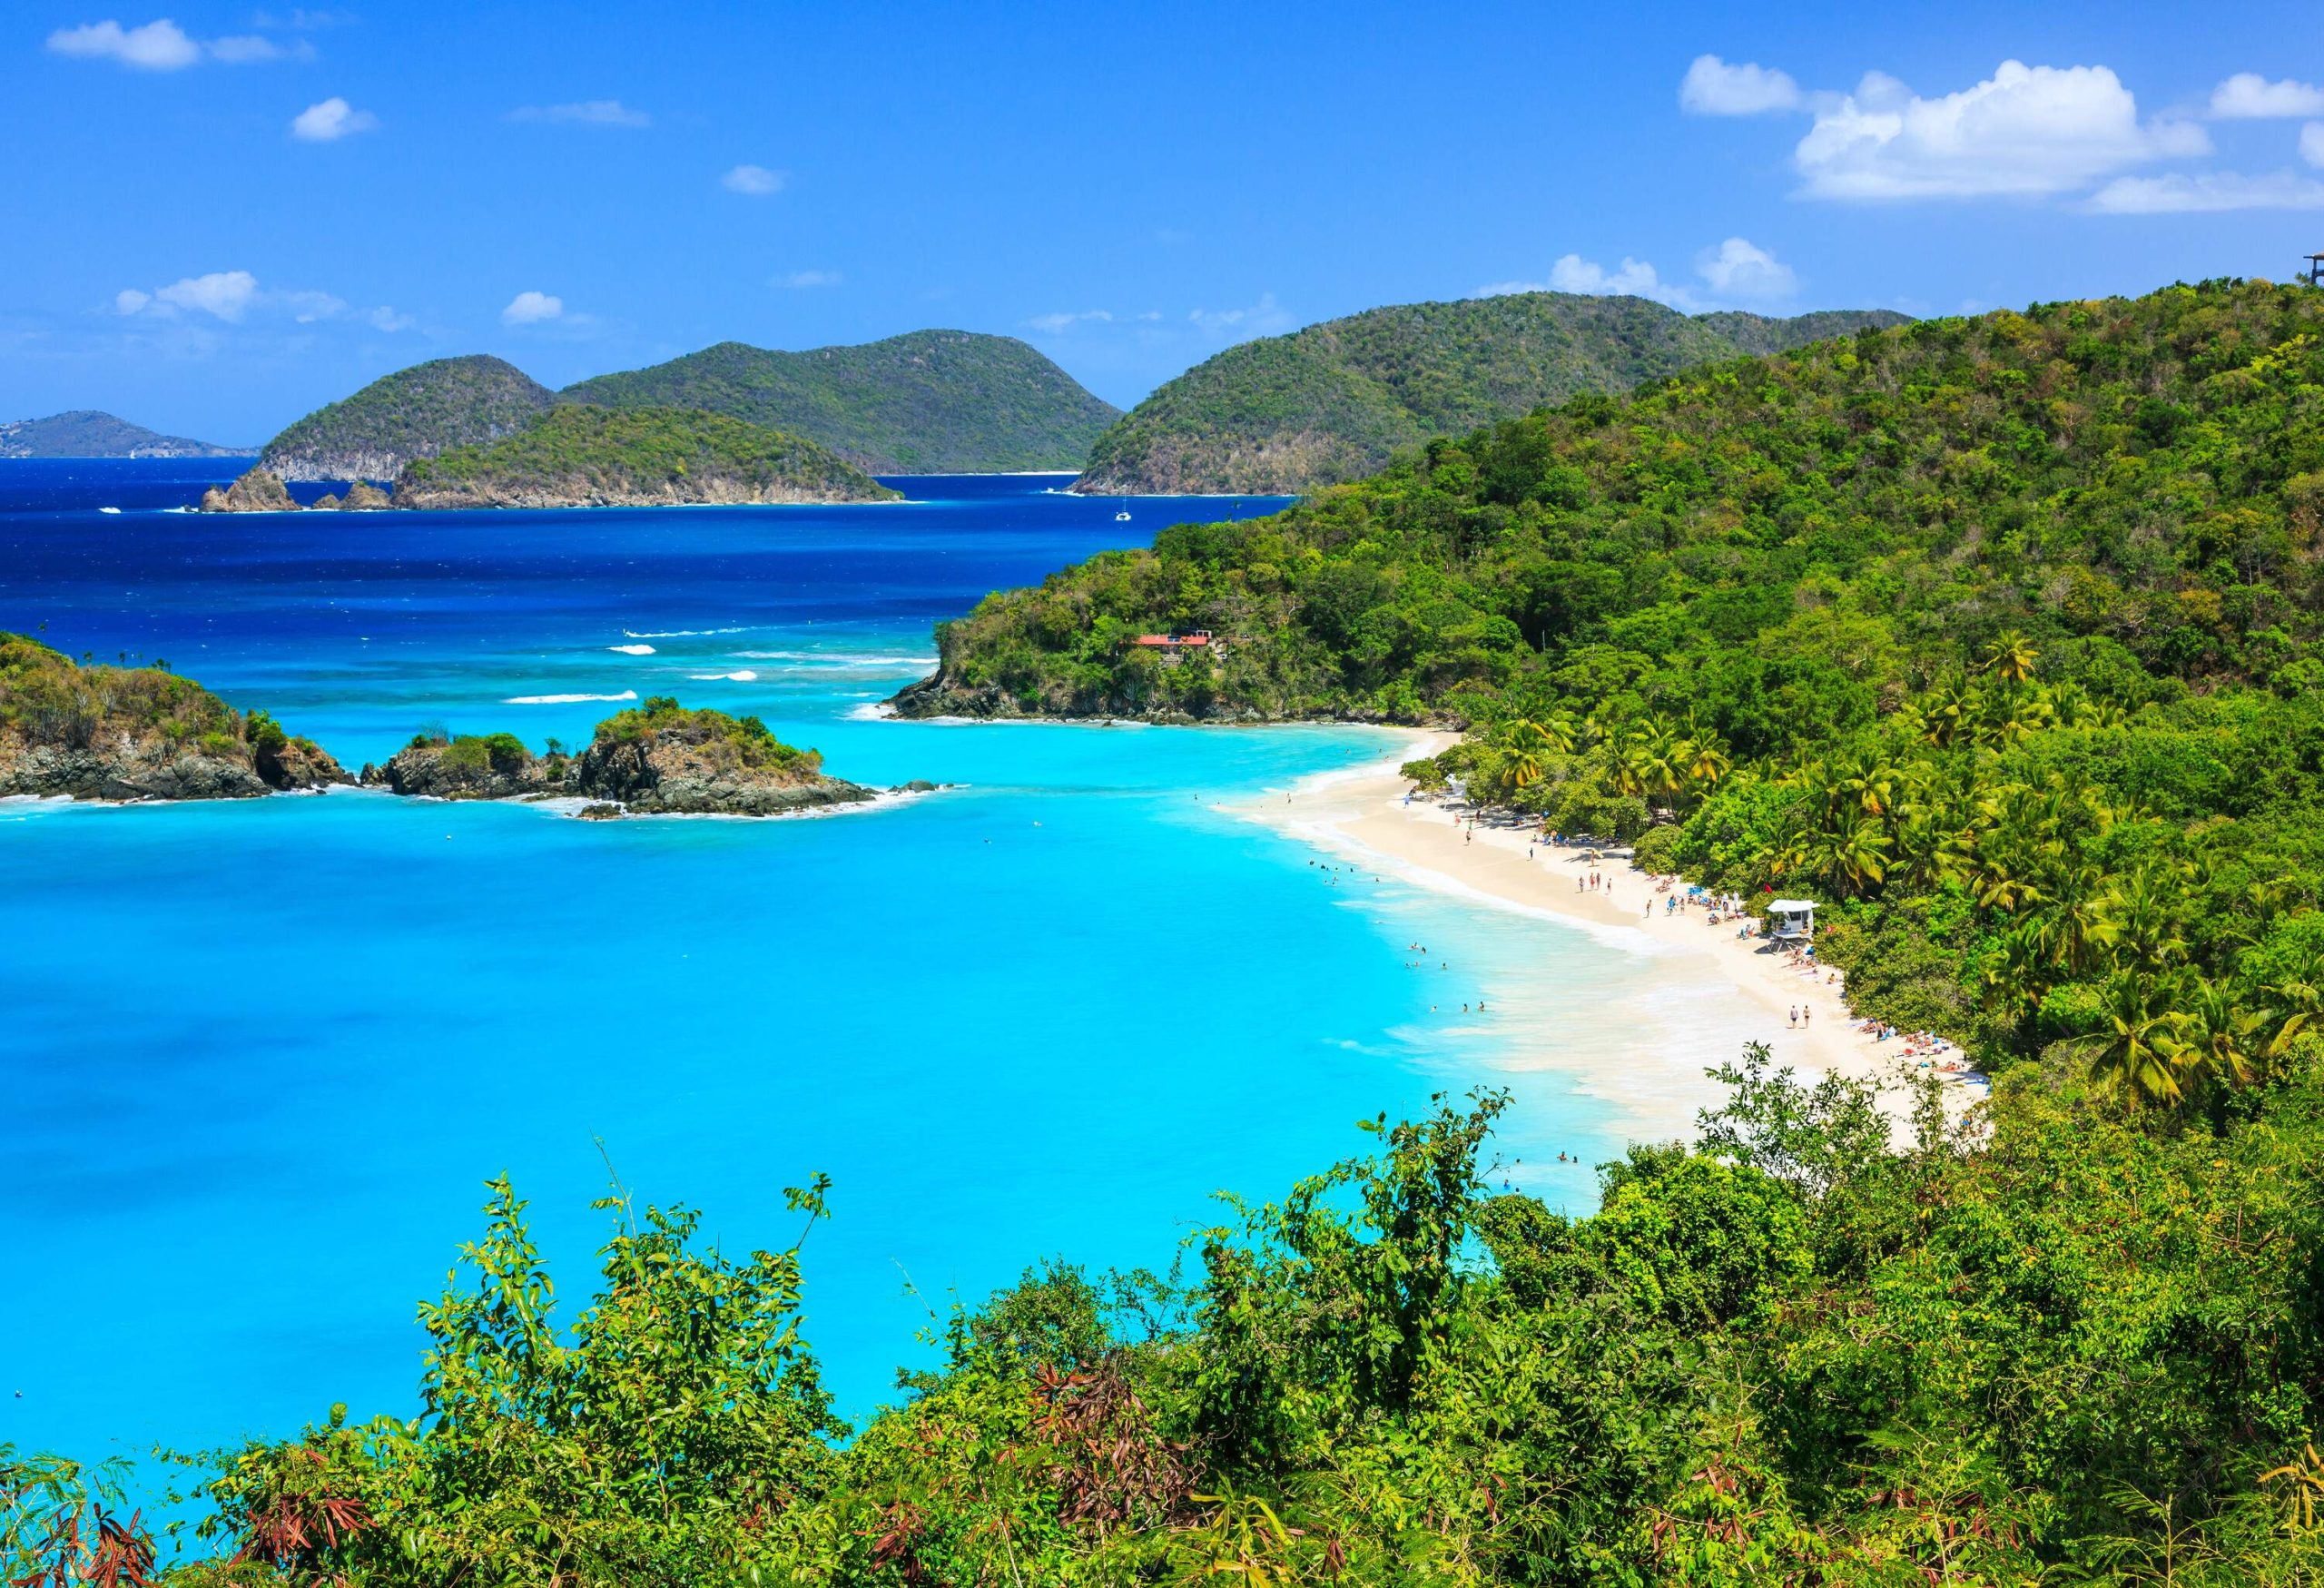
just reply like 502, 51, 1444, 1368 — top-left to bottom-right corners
0, 635, 351, 801
198, 468, 299, 513
575, 732, 873, 815
390, 473, 891, 510
310, 480, 392, 511
360, 735, 567, 800
363, 704, 883, 817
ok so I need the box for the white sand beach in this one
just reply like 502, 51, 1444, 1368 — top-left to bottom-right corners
1235, 733, 1978, 1142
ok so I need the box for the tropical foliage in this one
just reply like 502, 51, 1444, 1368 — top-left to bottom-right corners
261, 355, 556, 479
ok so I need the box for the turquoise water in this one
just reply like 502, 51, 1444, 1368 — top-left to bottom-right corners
0, 464, 1654, 1468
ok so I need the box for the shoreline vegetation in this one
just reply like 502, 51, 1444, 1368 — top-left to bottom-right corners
0, 638, 903, 817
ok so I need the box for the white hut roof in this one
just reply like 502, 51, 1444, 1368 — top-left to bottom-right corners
1768, 898, 1818, 913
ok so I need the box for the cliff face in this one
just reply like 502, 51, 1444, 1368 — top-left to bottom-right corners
390, 472, 886, 510
198, 468, 300, 513
0, 635, 349, 801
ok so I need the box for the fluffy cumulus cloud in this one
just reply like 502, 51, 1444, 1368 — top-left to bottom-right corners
1477, 236, 1797, 311
46, 18, 200, 69
290, 96, 377, 141
721, 163, 786, 196
1679, 54, 1800, 115
507, 100, 651, 127
46, 17, 307, 68
1695, 236, 1797, 300
368, 306, 417, 332
153, 270, 260, 321
2211, 73, 2324, 119
2306, 123, 2324, 168
1792, 61, 2206, 201
2087, 171, 2324, 212
501, 291, 564, 326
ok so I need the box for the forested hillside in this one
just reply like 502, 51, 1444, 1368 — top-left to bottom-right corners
261, 356, 556, 481
561, 330, 1120, 473
1071, 292, 1908, 494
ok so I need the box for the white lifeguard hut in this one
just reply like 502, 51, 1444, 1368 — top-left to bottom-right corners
1767, 898, 1817, 942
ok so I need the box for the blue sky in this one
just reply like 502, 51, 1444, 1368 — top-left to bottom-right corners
5, 0, 2323, 443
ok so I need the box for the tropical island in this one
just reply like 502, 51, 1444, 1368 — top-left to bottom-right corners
0, 632, 346, 799
389, 404, 899, 508
15, 281, 2324, 1585
253, 330, 1118, 485
202, 406, 899, 511
364, 695, 891, 816
1069, 291, 1909, 495
0, 409, 246, 459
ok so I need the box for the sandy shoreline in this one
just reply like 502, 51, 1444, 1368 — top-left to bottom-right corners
1233, 731, 1976, 1142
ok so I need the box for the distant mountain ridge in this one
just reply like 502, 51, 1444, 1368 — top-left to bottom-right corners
1072, 293, 1913, 495
0, 410, 243, 458
261, 355, 556, 482
561, 330, 1120, 473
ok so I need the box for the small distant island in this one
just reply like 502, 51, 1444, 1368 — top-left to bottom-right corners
0, 633, 346, 800
392, 405, 899, 508
201, 407, 901, 512
0, 409, 246, 459
365, 695, 910, 816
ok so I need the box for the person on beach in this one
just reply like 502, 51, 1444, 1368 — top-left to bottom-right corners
1789, 1005, 1798, 1027
1804, 1005, 1811, 1026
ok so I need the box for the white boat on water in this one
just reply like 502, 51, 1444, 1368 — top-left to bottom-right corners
1114, 509, 1131, 521
98, 506, 121, 515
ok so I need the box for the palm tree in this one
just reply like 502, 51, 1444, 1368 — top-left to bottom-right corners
1983, 629, 2039, 686
2181, 978, 2309, 1090
2066, 975, 2193, 1105
1782, 815, 1890, 898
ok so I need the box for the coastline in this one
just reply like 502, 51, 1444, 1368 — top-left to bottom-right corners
1232, 731, 1977, 1143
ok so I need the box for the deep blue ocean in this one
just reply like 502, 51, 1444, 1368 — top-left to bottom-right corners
0, 460, 1693, 1477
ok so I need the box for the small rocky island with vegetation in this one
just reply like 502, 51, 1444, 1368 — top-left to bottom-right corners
201, 407, 901, 512
260, 353, 556, 481
0, 633, 347, 799
364, 695, 912, 817
390, 404, 897, 508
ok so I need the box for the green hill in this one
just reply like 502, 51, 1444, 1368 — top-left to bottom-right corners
1071, 293, 1910, 494
561, 330, 1119, 473
0, 409, 243, 458
261, 355, 556, 481
392, 404, 900, 508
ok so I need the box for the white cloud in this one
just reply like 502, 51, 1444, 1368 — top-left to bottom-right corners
722, 163, 786, 196
501, 291, 564, 326
280, 289, 347, 322
46, 18, 200, 69
2087, 170, 2324, 212
1025, 310, 1112, 333
46, 18, 306, 67
1189, 293, 1293, 338
368, 306, 417, 332
1679, 54, 1800, 115
153, 270, 259, 321
1477, 237, 1797, 311
778, 270, 841, 289
1793, 60, 2207, 200
507, 100, 651, 127
113, 289, 151, 315
2305, 123, 2324, 167
1695, 236, 1797, 300
2210, 73, 2324, 119
290, 96, 376, 141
